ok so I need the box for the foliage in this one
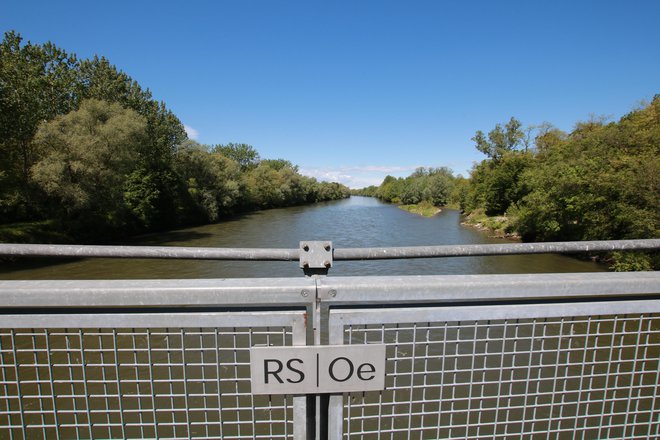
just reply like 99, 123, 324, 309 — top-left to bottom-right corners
174, 140, 243, 222
370, 167, 457, 207
466, 99, 659, 270
398, 201, 440, 217
513, 99, 659, 244
31, 99, 146, 232
465, 151, 533, 215
0, 31, 79, 220
471, 117, 524, 160
0, 31, 350, 243
211, 143, 260, 171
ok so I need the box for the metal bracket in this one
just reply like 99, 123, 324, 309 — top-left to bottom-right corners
299, 241, 333, 276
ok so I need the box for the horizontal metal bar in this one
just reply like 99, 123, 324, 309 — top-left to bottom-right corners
1, 239, 658, 262
0, 311, 305, 329
329, 300, 660, 332
0, 243, 300, 260
1, 272, 658, 309
318, 271, 660, 304
0, 277, 316, 308
333, 239, 660, 260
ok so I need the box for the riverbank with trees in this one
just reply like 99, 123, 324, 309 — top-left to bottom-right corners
354, 98, 659, 270
0, 31, 349, 244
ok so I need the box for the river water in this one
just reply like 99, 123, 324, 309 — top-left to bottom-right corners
1, 196, 604, 279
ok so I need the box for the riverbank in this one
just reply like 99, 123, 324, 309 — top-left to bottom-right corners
460, 209, 521, 240
0, 220, 73, 244
397, 201, 441, 217
0, 194, 352, 247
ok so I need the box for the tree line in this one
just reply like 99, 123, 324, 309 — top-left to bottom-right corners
355, 98, 658, 270
0, 31, 349, 242
352, 166, 465, 209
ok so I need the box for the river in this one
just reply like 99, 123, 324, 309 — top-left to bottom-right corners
0, 196, 604, 279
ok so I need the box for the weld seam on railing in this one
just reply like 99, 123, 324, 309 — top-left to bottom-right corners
0, 239, 658, 261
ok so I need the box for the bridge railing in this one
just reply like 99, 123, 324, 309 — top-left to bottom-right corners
0, 240, 658, 439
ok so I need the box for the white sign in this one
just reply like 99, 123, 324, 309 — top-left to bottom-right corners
250, 345, 386, 394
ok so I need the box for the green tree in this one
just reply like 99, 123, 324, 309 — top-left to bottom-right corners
78, 56, 186, 229
174, 140, 242, 222
0, 31, 186, 230
515, 99, 659, 243
0, 31, 79, 220
472, 117, 524, 160
377, 175, 404, 203
30, 99, 147, 233
467, 117, 532, 215
212, 143, 260, 170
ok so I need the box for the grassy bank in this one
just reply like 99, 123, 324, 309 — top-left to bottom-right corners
398, 201, 441, 217
0, 220, 73, 244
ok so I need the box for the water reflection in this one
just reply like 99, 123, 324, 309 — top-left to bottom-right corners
0, 197, 604, 279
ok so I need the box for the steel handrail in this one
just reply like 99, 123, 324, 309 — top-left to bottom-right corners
0, 239, 658, 261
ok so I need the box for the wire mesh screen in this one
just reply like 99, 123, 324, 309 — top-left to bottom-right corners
337, 313, 660, 440
0, 325, 296, 439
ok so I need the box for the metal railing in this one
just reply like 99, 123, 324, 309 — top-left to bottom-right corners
321, 273, 660, 439
0, 278, 314, 440
2, 239, 658, 262
0, 239, 659, 439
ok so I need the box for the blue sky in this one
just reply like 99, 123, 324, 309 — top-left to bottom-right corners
3, 1, 659, 188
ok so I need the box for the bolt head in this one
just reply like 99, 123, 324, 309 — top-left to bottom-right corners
329, 289, 337, 297
301, 290, 309, 297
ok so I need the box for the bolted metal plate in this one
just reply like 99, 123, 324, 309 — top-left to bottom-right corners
299, 241, 333, 269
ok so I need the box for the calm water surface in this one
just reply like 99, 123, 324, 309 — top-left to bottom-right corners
0, 196, 604, 279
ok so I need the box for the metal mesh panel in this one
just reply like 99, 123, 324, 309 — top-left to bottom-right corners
338, 314, 660, 440
0, 326, 295, 439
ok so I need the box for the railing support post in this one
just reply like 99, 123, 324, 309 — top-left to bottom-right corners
300, 241, 333, 277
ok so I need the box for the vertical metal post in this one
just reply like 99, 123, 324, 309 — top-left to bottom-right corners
298, 241, 334, 438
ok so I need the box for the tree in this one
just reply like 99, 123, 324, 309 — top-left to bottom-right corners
472, 117, 524, 160
467, 117, 532, 215
0, 31, 186, 229
31, 99, 147, 232
427, 168, 454, 206
174, 140, 242, 222
515, 98, 659, 243
212, 143, 260, 170
78, 56, 187, 229
0, 31, 79, 220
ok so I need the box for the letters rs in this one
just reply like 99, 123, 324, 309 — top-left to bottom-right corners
264, 356, 376, 384
264, 358, 305, 384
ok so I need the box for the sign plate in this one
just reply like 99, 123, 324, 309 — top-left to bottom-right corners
250, 345, 386, 394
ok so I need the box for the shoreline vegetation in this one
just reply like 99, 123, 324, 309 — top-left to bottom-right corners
398, 201, 442, 217
353, 98, 659, 271
0, 31, 350, 246
460, 210, 520, 240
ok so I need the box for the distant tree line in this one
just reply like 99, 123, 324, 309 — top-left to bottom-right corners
0, 31, 348, 242
352, 167, 465, 208
357, 99, 659, 270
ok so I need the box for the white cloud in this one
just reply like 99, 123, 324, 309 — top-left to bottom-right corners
183, 124, 199, 140
299, 165, 419, 189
